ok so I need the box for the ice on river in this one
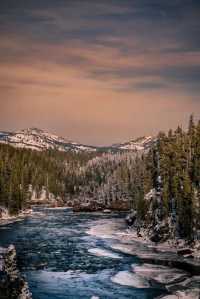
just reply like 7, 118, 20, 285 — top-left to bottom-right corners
86, 219, 125, 239
111, 270, 150, 288
132, 263, 188, 285
110, 243, 136, 255
88, 248, 122, 259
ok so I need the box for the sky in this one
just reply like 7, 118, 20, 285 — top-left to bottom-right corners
0, 0, 200, 145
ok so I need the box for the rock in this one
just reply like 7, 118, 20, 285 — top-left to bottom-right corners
133, 263, 188, 285
175, 289, 200, 299
0, 245, 32, 299
125, 209, 137, 226
177, 248, 193, 256
149, 222, 169, 243
160, 288, 200, 299
136, 251, 200, 275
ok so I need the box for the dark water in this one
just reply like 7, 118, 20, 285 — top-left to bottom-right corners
0, 209, 166, 299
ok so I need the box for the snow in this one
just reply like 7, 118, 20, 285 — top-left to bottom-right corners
86, 219, 124, 239
88, 248, 122, 259
0, 128, 97, 153
161, 289, 200, 299
0, 208, 33, 225
31, 188, 50, 202
112, 136, 153, 151
0, 127, 154, 153
0, 206, 9, 219
110, 244, 135, 255
76, 145, 97, 152
111, 271, 150, 288
132, 264, 187, 285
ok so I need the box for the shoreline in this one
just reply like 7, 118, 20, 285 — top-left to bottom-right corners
0, 209, 33, 226
0, 209, 200, 298
110, 226, 200, 276
86, 217, 200, 298
0, 245, 32, 298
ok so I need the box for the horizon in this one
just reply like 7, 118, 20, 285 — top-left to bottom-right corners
0, 125, 151, 146
0, 119, 192, 147
1, 1, 200, 145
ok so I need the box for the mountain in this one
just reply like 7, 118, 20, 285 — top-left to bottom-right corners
111, 136, 154, 151
0, 128, 97, 152
0, 128, 153, 153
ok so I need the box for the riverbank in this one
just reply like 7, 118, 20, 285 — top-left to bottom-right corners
0, 206, 73, 226
86, 217, 200, 299
1, 209, 200, 298
0, 209, 33, 226
0, 245, 32, 299
119, 228, 200, 260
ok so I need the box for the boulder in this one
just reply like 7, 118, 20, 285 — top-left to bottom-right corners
0, 245, 32, 299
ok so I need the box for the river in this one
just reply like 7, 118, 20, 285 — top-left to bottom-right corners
0, 209, 195, 299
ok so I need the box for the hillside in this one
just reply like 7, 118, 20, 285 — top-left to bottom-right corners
1, 117, 200, 244
0, 128, 98, 152
111, 136, 153, 151
0, 128, 153, 153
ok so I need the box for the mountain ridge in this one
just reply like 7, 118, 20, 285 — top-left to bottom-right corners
0, 128, 154, 153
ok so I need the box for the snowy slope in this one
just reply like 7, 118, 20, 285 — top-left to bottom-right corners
0, 128, 97, 152
111, 136, 153, 151
0, 128, 153, 153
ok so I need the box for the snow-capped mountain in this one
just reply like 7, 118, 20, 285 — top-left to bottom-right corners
0, 128, 97, 152
0, 128, 153, 153
111, 136, 154, 151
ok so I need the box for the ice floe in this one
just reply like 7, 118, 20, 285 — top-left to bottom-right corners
110, 243, 135, 255
88, 248, 122, 259
111, 271, 150, 288
86, 219, 125, 239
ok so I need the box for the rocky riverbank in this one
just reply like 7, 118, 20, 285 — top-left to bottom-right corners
87, 217, 200, 299
0, 245, 32, 299
0, 209, 33, 226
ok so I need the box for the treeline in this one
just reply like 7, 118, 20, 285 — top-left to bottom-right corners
0, 144, 96, 214
145, 115, 200, 240
1, 116, 200, 241
68, 151, 151, 212
65, 115, 200, 240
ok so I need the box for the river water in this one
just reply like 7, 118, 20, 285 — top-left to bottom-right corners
0, 209, 173, 298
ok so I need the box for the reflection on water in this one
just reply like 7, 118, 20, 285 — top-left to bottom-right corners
0, 210, 167, 299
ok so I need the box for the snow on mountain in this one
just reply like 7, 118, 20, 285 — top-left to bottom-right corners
0, 128, 97, 152
0, 128, 154, 153
111, 136, 153, 151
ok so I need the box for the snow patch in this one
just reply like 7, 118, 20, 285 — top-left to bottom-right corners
110, 244, 135, 255
132, 263, 187, 285
88, 248, 122, 259
0, 128, 97, 153
86, 219, 124, 239
111, 270, 150, 288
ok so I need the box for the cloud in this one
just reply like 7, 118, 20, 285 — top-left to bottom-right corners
0, 0, 200, 144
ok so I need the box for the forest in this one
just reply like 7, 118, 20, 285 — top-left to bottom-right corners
0, 116, 200, 241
